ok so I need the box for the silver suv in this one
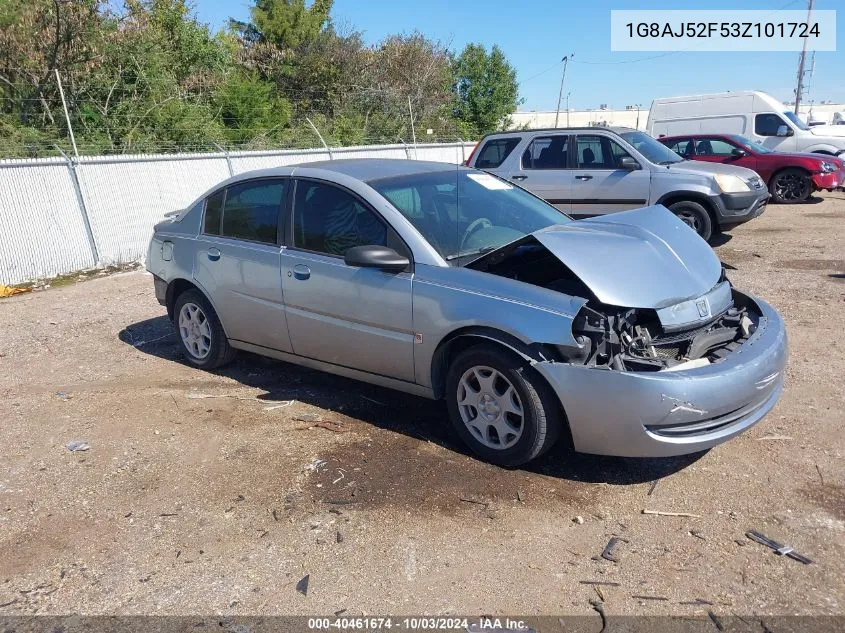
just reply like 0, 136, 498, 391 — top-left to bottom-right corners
467, 127, 769, 241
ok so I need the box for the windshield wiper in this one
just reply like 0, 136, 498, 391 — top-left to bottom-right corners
445, 245, 497, 261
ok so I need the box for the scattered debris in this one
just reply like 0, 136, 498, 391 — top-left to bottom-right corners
517, 489, 525, 503
642, 509, 701, 518
815, 464, 824, 486
678, 598, 715, 606
185, 392, 293, 411
159, 512, 178, 517
296, 574, 310, 596
600, 536, 629, 563
708, 611, 725, 631
593, 586, 604, 601
459, 496, 489, 507
0, 285, 30, 298
236, 494, 246, 502
314, 420, 347, 433
588, 599, 608, 633
647, 479, 659, 496
65, 440, 90, 452
746, 531, 813, 564
632, 595, 669, 601
579, 581, 621, 587
756, 434, 793, 441
334, 609, 347, 616
304, 458, 328, 473
56, 391, 70, 401
689, 530, 707, 541
332, 470, 346, 485
336, 530, 344, 543
359, 395, 386, 406
573, 515, 585, 524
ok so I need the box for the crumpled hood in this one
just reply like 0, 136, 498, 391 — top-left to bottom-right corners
663, 159, 761, 181
532, 206, 722, 309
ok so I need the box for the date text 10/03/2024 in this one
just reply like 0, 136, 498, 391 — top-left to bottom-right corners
307, 617, 530, 630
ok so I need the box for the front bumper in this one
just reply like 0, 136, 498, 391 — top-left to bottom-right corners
710, 189, 770, 228
152, 275, 167, 306
534, 294, 788, 457
812, 169, 844, 190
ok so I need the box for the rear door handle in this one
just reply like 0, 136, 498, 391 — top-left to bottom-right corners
511, 174, 527, 181
207, 248, 221, 261
292, 264, 311, 280
575, 174, 593, 181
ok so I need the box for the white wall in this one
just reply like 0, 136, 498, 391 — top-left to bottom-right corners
0, 142, 475, 285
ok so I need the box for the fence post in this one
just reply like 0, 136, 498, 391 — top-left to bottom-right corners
457, 138, 466, 164
214, 143, 234, 177
396, 137, 411, 160
54, 69, 79, 158
57, 147, 99, 265
305, 117, 333, 160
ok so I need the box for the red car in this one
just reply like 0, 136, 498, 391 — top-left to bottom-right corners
658, 133, 845, 203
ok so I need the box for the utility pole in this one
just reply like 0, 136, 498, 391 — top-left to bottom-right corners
794, 0, 815, 116
565, 92, 571, 127
407, 95, 417, 157
554, 54, 573, 128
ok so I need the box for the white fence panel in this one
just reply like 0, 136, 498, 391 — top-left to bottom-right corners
0, 142, 476, 285
75, 154, 230, 264
0, 159, 96, 285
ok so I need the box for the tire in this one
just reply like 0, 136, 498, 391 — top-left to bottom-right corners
769, 168, 812, 203
668, 200, 713, 241
445, 344, 562, 467
173, 288, 236, 369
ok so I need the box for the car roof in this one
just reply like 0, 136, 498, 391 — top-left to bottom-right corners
226, 158, 464, 184
482, 126, 639, 138
659, 133, 732, 140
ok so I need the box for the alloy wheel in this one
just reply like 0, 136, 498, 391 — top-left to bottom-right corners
456, 365, 524, 450
774, 172, 810, 202
178, 302, 212, 359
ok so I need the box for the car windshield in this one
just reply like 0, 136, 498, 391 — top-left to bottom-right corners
620, 130, 684, 165
783, 111, 810, 131
369, 169, 572, 263
729, 135, 774, 154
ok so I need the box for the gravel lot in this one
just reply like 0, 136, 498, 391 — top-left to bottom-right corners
1, 193, 843, 619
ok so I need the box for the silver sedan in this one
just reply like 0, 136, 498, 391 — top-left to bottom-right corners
146, 159, 787, 466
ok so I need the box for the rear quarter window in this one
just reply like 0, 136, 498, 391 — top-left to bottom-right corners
474, 138, 521, 169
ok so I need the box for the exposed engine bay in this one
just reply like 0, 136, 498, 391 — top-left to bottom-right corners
468, 238, 761, 372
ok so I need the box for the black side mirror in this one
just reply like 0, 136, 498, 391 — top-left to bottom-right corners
344, 245, 409, 273
731, 148, 747, 158
619, 156, 641, 170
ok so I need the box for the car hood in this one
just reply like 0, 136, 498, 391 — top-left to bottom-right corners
663, 159, 760, 180
530, 206, 722, 309
810, 125, 845, 138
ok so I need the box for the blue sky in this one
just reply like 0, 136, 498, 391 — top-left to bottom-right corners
194, 0, 844, 111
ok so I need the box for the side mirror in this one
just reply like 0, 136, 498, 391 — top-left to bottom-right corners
776, 125, 792, 137
730, 148, 747, 158
619, 156, 641, 170
344, 245, 409, 273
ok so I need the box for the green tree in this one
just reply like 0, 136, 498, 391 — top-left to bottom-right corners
452, 43, 521, 138
233, 0, 332, 48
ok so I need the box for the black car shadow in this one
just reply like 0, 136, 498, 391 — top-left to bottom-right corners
709, 232, 733, 247
119, 315, 703, 485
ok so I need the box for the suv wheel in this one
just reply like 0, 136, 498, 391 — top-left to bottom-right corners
173, 289, 236, 369
770, 168, 811, 203
669, 200, 713, 241
445, 344, 561, 466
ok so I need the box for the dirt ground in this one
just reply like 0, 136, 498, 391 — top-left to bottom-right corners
0, 192, 843, 620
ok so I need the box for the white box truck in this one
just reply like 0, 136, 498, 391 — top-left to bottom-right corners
647, 91, 845, 157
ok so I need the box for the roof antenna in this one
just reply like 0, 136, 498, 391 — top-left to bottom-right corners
305, 116, 333, 160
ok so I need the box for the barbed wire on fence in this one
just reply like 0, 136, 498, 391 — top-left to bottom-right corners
1, 69, 472, 159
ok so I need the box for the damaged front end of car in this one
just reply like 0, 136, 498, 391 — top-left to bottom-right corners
465, 206, 788, 457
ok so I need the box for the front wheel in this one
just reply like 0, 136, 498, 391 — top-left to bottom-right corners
668, 200, 713, 241
173, 289, 236, 369
769, 168, 811, 203
445, 344, 562, 467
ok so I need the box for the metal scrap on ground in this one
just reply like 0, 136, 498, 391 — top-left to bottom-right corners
642, 509, 702, 518
746, 530, 813, 564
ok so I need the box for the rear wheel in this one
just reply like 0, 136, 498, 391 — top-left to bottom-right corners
769, 168, 811, 203
668, 200, 713, 241
445, 344, 561, 467
173, 289, 236, 369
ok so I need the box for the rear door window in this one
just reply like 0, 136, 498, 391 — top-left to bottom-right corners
695, 138, 737, 156
576, 135, 633, 169
474, 138, 521, 169
221, 179, 285, 244
522, 135, 569, 169
203, 190, 224, 235
664, 138, 694, 156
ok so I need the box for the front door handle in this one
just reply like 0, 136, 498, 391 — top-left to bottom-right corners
511, 174, 527, 181
292, 264, 311, 280
575, 174, 593, 181
207, 248, 221, 261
